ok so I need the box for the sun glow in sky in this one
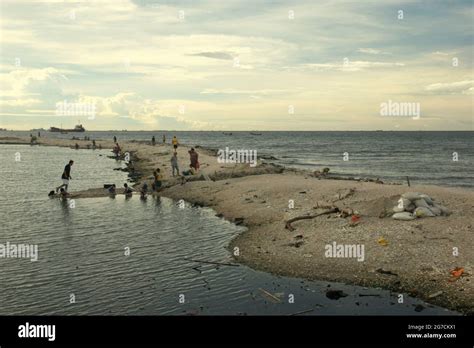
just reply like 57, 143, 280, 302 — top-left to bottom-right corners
0, 0, 473, 130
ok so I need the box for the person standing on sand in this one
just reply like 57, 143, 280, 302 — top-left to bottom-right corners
113, 135, 117, 143
163, 134, 166, 144
56, 160, 74, 193
170, 152, 179, 177
188, 148, 199, 171
152, 168, 163, 191
172, 136, 179, 150
152, 136, 156, 146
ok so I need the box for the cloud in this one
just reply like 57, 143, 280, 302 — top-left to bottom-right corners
188, 51, 235, 60
297, 61, 404, 72
201, 88, 293, 95
425, 80, 474, 94
357, 48, 390, 55
431, 51, 457, 56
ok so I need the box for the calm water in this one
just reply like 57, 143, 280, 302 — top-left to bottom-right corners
3, 130, 473, 188
0, 145, 457, 315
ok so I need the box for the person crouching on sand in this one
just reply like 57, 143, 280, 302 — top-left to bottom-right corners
182, 164, 196, 176
140, 182, 148, 199
123, 183, 133, 197
152, 168, 162, 191
170, 153, 179, 177
56, 160, 73, 193
108, 184, 116, 196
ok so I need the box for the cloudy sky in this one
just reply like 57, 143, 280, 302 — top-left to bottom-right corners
0, 0, 472, 130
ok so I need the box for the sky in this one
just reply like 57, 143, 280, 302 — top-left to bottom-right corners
0, 0, 473, 131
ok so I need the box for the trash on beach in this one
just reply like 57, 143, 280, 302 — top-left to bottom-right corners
392, 212, 416, 220
326, 289, 348, 300
391, 192, 450, 220
351, 215, 360, 223
449, 267, 464, 282
428, 291, 443, 299
377, 237, 388, 246
258, 288, 282, 303
376, 268, 398, 276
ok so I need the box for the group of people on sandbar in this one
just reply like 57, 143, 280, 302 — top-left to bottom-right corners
49, 135, 202, 200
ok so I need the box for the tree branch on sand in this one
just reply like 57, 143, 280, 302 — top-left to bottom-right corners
285, 207, 339, 231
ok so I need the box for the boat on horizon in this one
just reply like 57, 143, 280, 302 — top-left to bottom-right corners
250, 132, 262, 135
49, 124, 85, 133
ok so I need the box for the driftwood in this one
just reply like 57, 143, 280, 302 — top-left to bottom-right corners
258, 288, 282, 303
289, 308, 315, 316
285, 208, 339, 231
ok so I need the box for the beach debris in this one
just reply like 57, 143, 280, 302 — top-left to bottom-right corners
234, 217, 245, 225
377, 237, 388, 246
414, 304, 425, 312
288, 240, 304, 248
339, 208, 354, 218
313, 167, 330, 178
358, 294, 382, 298
391, 192, 450, 220
258, 288, 282, 303
289, 308, 317, 316
376, 268, 398, 276
449, 267, 464, 282
285, 207, 339, 231
326, 290, 348, 300
294, 234, 304, 240
392, 212, 416, 221
333, 188, 356, 202
351, 215, 360, 223
414, 207, 435, 218
348, 214, 361, 227
428, 291, 443, 299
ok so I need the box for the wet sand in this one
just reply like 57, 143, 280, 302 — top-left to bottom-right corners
3, 135, 473, 314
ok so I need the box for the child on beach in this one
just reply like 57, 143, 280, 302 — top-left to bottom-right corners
140, 182, 148, 199
172, 136, 179, 150
171, 153, 179, 177
152, 168, 163, 191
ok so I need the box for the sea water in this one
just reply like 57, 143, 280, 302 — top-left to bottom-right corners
4, 130, 472, 188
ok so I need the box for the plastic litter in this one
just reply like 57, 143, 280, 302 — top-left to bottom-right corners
392, 212, 416, 221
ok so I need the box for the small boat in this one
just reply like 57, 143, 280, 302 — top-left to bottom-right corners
222, 132, 233, 135
250, 132, 262, 135
50, 124, 85, 133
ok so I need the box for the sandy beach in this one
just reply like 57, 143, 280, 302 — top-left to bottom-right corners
3, 135, 473, 314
